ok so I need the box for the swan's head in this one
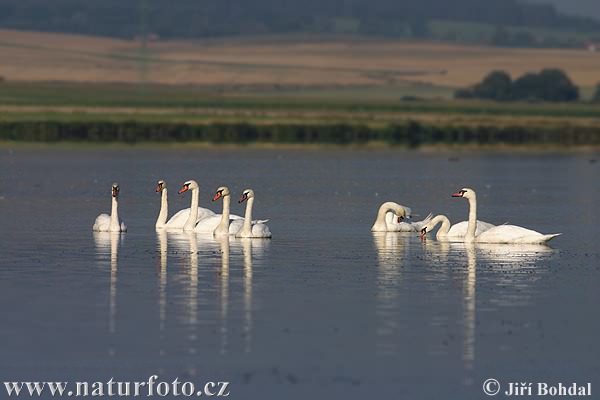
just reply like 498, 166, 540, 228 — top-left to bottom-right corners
419, 227, 428, 239
156, 180, 166, 193
239, 189, 254, 203
178, 180, 198, 194
111, 183, 120, 198
452, 187, 475, 200
213, 186, 230, 202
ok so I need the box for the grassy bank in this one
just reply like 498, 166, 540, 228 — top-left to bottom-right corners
1, 82, 599, 147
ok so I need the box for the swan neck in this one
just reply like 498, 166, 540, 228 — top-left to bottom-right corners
215, 195, 231, 235
156, 189, 168, 228
465, 194, 477, 241
110, 195, 119, 229
434, 215, 451, 237
372, 202, 396, 231
184, 187, 199, 230
241, 197, 254, 235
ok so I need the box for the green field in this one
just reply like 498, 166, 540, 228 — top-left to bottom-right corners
1, 81, 599, 147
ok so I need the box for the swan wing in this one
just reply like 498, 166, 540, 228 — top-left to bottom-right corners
93, 214, 111, 231
166, 207, 215, 229
476, 225, 560, 244
193, 214, 244, 233
251, 223, 272, 238
447, 220, 495, 238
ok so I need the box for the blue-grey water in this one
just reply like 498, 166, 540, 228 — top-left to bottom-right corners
1, 147, 599, 399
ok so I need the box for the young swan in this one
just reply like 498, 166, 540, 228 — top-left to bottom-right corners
453, 187, 561, 244
419, 215, 495, 240
235, 189, 272, 238
93, 183, 127, 232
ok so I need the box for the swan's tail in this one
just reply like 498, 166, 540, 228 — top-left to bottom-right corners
541, 233, 561, 243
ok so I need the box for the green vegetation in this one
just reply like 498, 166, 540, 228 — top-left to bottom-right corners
455, 69, 580, 102
1, 82, 599, 118
1, 81, 599, 147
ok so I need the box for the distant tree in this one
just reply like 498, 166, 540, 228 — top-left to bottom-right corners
457, 68, 579, 102
472, 70, 513, 101
537, 68, 579, 101
512, 72, 543, 101
512, 68, 578, 102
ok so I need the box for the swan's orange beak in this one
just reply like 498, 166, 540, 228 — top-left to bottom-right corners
156, 184, 163, 193
213, 192, 222, 201
420, 228, 427, 239
239, 193, 248, 203
397, 215, 404, 223
178, 185, 189, 194
112, 187, 118, 197
452, 191, 463, 197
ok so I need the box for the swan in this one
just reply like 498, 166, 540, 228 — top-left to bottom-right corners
235, 189, 272, 238
453, 187, 561, 244
93, 183, 127, 232
419, 215, 495, 240
155, 180, 214, 229
178, 180, 225, 231
371, 201, 432, 232
190, 186, 244, 235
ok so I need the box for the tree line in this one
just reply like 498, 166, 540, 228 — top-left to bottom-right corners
0, 0, 598, 41
1, 120, 598, 147
455, 69, 581, 102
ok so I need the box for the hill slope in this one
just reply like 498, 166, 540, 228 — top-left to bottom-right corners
0, 0, 598, 41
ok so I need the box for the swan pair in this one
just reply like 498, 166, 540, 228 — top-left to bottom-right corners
176, 180, 271, 238
371, 201, 433, 232
155, 180, 215, 229
93, 183, 127, 232
420, 187, 560, 244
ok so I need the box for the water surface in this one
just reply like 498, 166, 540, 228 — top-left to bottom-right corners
1, 147, 598, 399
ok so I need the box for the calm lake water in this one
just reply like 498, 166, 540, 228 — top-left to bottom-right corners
1, 147, 599, 399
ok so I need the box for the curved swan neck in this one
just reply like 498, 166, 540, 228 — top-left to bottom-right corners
184, 187, 199, 230
214, 195, 231, 235
240, 197, 254, 236
110, 195, 120, 230
371, 201, 403, 231
431, 215, 451, 237
465, 193, 478, 242
156, 188, 168, 228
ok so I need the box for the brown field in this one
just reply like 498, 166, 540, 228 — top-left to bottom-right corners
0, 29, 598, 93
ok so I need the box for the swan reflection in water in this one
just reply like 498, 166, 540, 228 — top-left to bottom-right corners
93, 231, 123, 356
372, 232, 411, 355
167, 230, 202, 358
165, 231, 269, 357
421, 238, 555, 369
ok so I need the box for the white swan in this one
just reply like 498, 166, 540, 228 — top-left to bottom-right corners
155, 180, 214, 229
192, 186, 244, 235
93, 183, 127, 232
371, 201, 432, 232
453, 187, 561, 244
419, 215, 495, 240
235, 189, 272, 238
178, 180, 223, 231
